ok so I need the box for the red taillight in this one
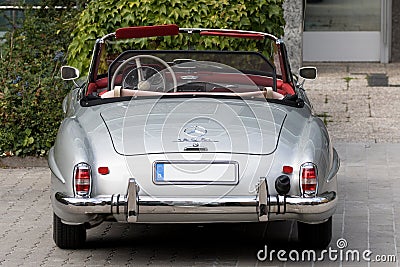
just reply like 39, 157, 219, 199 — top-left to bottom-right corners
300, 163, 317, 197
74, 163, 91, 197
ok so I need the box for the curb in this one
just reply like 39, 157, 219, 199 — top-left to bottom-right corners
0, 156, 48, 168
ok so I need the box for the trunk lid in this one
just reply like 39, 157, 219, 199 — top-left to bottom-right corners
100, 97, 286, 156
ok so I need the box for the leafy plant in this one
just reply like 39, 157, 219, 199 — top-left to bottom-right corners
68, 0, 285, 74
0, 0, 284, 157
0, 1, 80, 156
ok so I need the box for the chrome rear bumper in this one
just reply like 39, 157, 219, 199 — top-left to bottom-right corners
54, 178, 337, 223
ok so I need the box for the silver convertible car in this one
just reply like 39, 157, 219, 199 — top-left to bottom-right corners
50, 25, 339, 249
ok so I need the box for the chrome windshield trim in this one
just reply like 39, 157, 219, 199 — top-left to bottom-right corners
178, 27, 278, 41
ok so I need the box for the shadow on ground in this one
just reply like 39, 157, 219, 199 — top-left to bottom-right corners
84, 221, 303, 251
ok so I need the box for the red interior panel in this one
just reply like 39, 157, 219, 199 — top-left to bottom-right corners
280, 82, 295, 95
87, 73, 294, 96
87, 76, 120, 95
115, 24, 179, 39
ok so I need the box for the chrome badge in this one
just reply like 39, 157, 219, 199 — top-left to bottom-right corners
177, 125, 216, 142
184, 125, 207, 138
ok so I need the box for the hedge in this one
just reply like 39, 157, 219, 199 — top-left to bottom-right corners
0, 1, 79, 156
68, 0, 285, 74
0, 0, 284, 157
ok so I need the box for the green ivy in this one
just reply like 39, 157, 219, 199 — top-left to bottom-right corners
68, 0, 285, 74
0, 0, 284, 157
0, 1, 80, 157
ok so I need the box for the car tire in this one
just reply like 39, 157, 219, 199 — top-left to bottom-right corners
297, 217, 332, 249
53, 213, 86, 249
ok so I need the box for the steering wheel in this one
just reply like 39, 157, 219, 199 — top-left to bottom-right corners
110, 55, 178, 96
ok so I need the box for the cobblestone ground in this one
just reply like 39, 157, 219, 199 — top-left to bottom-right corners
1, 63, 400, 266
306, 63, 400, 143
1, 143, 399, 266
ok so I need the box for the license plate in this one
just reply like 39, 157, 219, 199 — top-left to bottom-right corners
153, 161, 238, 185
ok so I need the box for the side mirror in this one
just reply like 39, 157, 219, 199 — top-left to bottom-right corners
299, 67, 317, 80
61, 66, 80, 81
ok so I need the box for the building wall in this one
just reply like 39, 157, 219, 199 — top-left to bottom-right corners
392, 0, 400, 62
283, 0, 303, 73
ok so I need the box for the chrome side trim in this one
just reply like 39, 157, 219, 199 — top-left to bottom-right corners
327, 148, 340, 182
48, 147, 65, 184
257, 177, 269, 221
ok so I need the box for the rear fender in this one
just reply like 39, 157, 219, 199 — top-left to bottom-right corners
50, 118, 92, 196
296, 117, 337, 195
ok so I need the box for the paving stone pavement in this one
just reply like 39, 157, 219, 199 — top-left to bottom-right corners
306, 62, 400, 143
1, 63, 400, 266
1, 143, 399, 266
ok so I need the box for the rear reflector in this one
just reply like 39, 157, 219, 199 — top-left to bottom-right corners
282, 165, 293, 174
98, 167, 110, 175
74, 163, 91, 197
300, 163, 317, 197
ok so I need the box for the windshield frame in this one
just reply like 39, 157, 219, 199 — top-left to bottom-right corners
89, 27, 292, 80
106, 50, 278, 92
85, 26, 295, 104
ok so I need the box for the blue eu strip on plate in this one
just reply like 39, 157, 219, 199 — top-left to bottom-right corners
155, 163, 164, 181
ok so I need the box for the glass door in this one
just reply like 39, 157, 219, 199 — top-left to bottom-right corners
303, 0, 391, 62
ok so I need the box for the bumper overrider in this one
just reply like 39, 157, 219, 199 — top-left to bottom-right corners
54, 178, 337, 224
